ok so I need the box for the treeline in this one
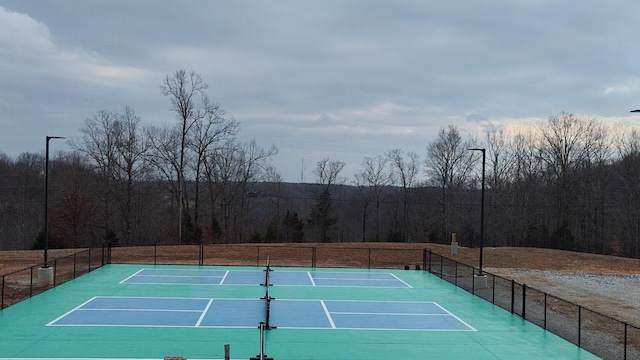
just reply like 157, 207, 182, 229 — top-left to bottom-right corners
1, 70, 639, 258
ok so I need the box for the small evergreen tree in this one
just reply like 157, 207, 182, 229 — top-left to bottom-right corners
283, 211, 305, 242
308, 190, 337, 242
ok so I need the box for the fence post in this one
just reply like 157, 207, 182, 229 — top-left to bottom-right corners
256, 246, 260, 267
422, 248, 427, 271
73, 253, 77, 278
578, 306, 582, 347
154, 244, 157, 265
491, 275, 496, 304
53, 259, 58, 286
368, 248, 371, 269
454, 261, 458, 286
428, 250, 432, 272
510, 279, 515, 313
471, 268, 475, 294
1, 275, 4, 309
522, 284, 526, 319
29, 267, 34, 298
543, 294, 547, 329
624, 323, 628, 360
312, 247, 317, 268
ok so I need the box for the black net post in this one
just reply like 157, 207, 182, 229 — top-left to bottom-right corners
250, 322, 274, 360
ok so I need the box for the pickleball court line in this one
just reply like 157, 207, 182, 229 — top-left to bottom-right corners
195, 299, 214, 327
319, 300, 336, 328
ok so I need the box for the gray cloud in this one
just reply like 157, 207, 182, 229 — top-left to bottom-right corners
1, 1, 639, 181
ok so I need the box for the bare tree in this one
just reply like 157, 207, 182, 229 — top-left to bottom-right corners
536, 112, 604, 250
613, 126, 640, 257
354, 155, 390, 242
386, 149, 420, 241
485, 127, 514, 190
205, 140, 278, 243
161, 69, 209, 243
11, 153, 45, 249
72, 109, 151, 245
309, 158, 345, 242
188, 100, 239, 231
72, 110, 120, 236
112, 107, 150, 244
424, 125, 475, 243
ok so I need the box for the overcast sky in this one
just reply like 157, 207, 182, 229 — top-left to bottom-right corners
1, 1, 639, 182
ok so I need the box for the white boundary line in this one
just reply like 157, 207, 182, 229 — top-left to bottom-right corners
306, 271, 316, 286
389, 273, 413, 288
122, 268, 412, 288
195, 299, 214, 327
119, 269, 145, 284
219, 270, 230, 284
47, 296, 97, 326
320, 300, 336, 329
432, 302, 477, 331
48, 297, 474, 332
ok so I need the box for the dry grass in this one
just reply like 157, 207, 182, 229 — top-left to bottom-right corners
2, 243, 639, 274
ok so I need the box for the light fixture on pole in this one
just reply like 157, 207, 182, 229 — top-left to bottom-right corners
468, 148, 485, 276
43, 136, 65, 267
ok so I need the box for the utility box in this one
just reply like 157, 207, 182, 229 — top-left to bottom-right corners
38, 266, 54, 287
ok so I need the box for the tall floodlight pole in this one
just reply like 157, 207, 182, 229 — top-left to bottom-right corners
43, 136, 65, 267
632, 110, 640, 258
469, 148, 486, 276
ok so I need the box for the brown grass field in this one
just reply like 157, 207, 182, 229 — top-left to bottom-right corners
2, 243, 639, 274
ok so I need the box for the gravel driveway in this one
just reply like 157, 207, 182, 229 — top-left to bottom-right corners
486, 268, 640, 327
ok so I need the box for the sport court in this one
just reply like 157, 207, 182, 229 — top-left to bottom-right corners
0, 264, 599, 359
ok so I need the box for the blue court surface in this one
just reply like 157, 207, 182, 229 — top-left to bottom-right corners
49, 296, 473, 331
121, 268, 412, 288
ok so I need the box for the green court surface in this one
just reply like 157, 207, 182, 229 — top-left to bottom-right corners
0, 264, 599, 360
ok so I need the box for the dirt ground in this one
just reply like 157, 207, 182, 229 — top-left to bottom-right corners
2, 243, 639, 326
3, 244, 638, 274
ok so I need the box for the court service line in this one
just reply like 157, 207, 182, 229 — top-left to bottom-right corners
330, 311, 452, 317
120, 269, 145, 284
306, 272, 316, 286
320, 300, 336, 328
389, 273, 413, 288
432, 302, 477, 331
219, 270, 230, 284
195, 299, 214, 327
47, 296, 98, 326
77, 308, 202, 313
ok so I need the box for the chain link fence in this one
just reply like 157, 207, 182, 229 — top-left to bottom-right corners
1, 244, 638, 359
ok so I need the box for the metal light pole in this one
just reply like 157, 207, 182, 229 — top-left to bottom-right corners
43, 136, 65, 267
469, 148, 485, 276
632, 110, 640, 258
